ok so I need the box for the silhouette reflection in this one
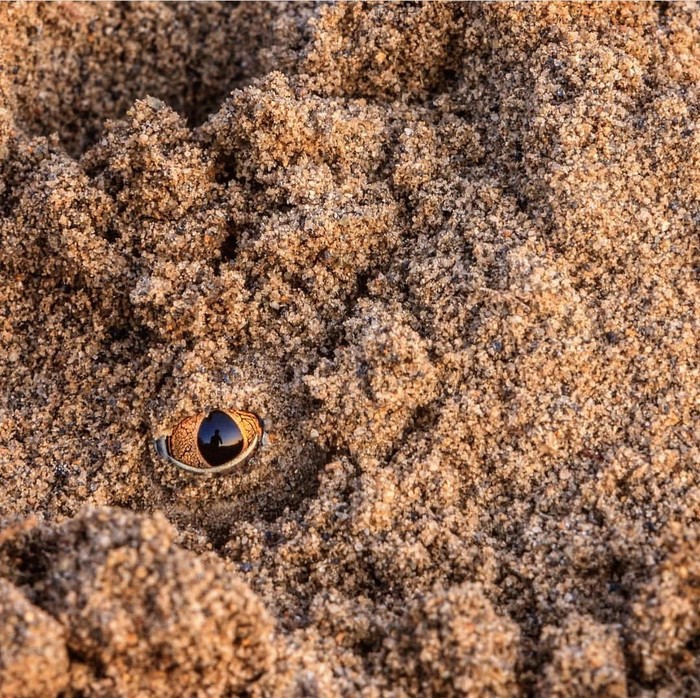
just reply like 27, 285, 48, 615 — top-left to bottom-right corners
197, 410, 244, 466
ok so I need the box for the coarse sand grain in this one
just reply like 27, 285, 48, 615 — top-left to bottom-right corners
0, 2, 699, 696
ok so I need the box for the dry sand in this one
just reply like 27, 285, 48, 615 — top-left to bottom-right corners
0, 2, 699, 696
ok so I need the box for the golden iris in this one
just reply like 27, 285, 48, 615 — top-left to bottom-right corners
154, 409, 264, 474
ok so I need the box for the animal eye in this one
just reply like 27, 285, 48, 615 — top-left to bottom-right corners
155, 409, 264, 474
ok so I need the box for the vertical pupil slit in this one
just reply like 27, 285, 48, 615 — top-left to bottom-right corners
197, 410, 244, 467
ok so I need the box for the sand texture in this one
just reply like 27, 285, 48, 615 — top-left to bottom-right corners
0, 2, 699, 696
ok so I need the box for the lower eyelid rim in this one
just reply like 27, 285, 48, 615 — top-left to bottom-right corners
154, 434, 260, 475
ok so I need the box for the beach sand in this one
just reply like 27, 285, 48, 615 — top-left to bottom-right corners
0, 2, 698, 696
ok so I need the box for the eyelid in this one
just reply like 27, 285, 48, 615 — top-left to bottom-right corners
154, 434, 261, 475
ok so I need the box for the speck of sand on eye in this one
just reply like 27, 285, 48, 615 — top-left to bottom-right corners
0, 2, 698, 696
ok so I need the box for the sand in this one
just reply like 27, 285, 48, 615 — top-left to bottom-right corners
0, 2, 698, 696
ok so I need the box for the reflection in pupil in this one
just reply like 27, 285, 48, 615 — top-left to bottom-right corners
197, 411, 244, 467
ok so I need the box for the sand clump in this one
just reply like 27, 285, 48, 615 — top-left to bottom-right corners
0, 508, 274, 697
383, 583, 521, 696
537, 613, 627, 698
0, 576, 69, 698
0, 2, 699, 696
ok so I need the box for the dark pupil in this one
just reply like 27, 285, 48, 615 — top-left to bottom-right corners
197, 411, 244, 467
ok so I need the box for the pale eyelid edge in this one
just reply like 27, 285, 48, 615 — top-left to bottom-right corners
153, 434, 260, 475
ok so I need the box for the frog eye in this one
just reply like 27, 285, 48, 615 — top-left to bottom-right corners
154, 409, 265, 474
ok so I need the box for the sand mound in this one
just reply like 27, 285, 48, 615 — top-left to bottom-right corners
0, 3, 698, 695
